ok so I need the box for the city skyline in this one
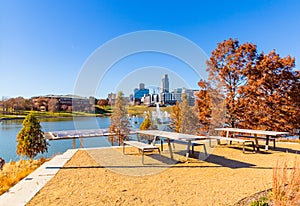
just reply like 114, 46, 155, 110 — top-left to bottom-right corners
1, 1, 300, 98
2, 72, 190, 100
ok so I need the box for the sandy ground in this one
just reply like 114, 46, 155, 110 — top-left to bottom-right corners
26, 142, 300, 206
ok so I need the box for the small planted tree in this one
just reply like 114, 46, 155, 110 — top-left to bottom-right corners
140, 112, 152, 130
179, 93, 199, 135
169, 101, 181, 133
16, 113, 48, 159
169, 94, 199, 135
108, 91, 130, 146
139, 112, 155, 143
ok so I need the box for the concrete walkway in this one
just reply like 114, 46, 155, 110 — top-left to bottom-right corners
0, 149, 78, 206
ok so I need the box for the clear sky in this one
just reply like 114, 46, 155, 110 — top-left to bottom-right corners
1, 0, 300, 98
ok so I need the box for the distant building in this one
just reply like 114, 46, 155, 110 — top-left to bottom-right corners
183, 88, 197, 106
172, 88, 183, 102
138, 83, 145, 90
127, 74, 197, 106
142, 93, 160, 106
31, 95, 92, 112
161, 74, 169, 93
160, 92, 176, 105
133, 83, 149, 105
123, 96, 131, 104
129, 94, 134, 102
107, 93, 116, 105
159, 88, 197, 106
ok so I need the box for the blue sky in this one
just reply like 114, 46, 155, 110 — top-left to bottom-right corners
1, 0, 300, 98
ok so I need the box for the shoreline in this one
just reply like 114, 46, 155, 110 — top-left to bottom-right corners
0, 114, 110, 122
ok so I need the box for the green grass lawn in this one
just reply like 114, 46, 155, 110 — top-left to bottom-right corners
0, 105, 172, 119
126, 105, 173, 116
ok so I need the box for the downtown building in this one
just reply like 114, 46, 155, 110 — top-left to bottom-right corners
160, 74, 196, 106
139, 74, 197, 106
132, 83, 149, 105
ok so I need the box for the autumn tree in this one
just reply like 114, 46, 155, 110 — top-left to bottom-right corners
1, 97, 9, 114
0, 97, 33, 114
196, 79, 226, 135
108, 92, 130, 146
139, 111, 155, 142
195, 80, 212, 133
60, 104, 69, 111
207, 38, 299, 132
239, 51, 299, 131
169, 101, 181, 133
169, 94, 198, 135
36, 97, 48, 111
16, 113, 48, 159
97, 99, 109, 108
140, 112, 152, 130
48, 98, 59, 113
292, 70, 300, 129
12, 97, 27, 111
207, 38, 257, 127
180, 94, 199, 134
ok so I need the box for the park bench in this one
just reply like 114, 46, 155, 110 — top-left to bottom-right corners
209, 136, 255, 153
233, 134, 276, 149
123, 140, 160, 164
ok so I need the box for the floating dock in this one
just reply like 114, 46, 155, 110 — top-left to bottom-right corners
44, 129, 137, 148
44, 129, 111, 140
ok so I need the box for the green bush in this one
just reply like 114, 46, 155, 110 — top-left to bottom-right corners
250, 196, 268, 206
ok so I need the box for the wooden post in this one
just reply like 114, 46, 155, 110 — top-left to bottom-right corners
72, 139, 76, 149
79, 138, 83, 148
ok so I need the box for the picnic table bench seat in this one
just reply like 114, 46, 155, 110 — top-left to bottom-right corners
233, 134, 276, 149
209, 136, 255, 153
169, 139, 208, 158
123, 140, 160, 164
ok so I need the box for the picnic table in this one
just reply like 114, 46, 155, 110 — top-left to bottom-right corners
136, 130, 207, 160
214, 128, 289, 151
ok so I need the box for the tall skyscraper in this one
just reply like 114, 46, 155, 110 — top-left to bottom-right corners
138, 83, 145, 90
133, 83, 149, 105
161, 74, 169, 93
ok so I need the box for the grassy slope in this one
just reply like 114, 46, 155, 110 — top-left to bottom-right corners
127, 105, 172, 116
0, 158, 47, 195
0, 107, 113, 119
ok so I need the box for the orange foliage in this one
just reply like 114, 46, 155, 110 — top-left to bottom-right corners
204, 38, 300, 132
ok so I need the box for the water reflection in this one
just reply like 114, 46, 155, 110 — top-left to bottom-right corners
0, 117, 112, 162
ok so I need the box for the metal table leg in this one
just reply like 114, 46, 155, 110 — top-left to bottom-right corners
186, 141, 191, 161
167, 138, 173, 159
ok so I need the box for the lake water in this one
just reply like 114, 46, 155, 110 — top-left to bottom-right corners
0, 117, 143, 162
